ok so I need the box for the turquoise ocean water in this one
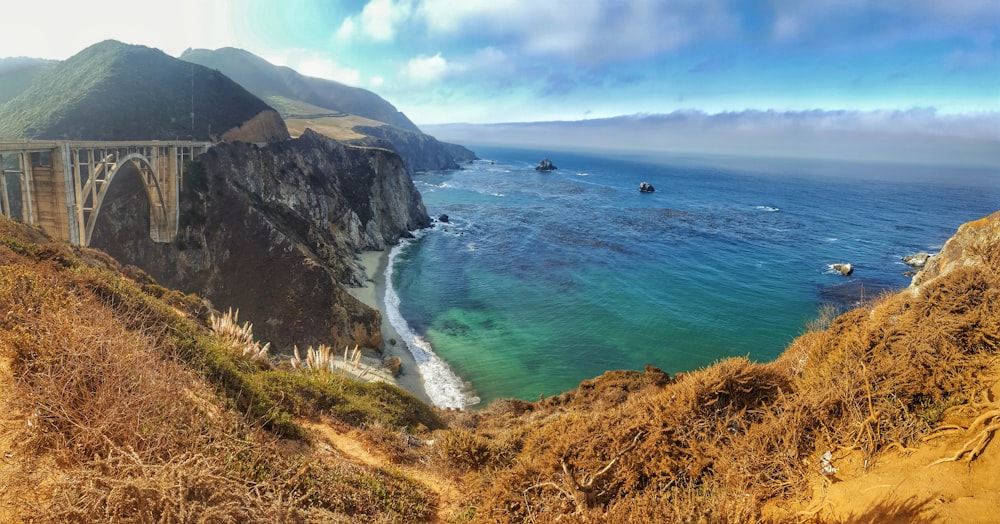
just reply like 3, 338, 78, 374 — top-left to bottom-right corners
384, 147, 999, 409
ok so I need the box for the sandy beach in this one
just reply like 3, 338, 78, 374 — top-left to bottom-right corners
346, 250, 433, 405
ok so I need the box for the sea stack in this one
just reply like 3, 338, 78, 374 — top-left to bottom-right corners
639, 181, 656, 193
535, 158, 557, 171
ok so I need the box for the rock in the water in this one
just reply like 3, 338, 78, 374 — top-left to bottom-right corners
535, 158, 557, 171
902, 252, 932, 267
639, 181, 656, 193
438, 214, 450, 223
831, 263, 854, 276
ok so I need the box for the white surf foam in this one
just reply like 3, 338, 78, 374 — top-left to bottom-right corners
384, 235, 479, 409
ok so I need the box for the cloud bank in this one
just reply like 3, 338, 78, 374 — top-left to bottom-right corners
423, 109, 1000, 172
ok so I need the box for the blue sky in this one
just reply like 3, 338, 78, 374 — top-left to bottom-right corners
2, 0, 998, 125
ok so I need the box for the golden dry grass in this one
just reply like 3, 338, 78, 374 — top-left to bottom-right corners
284, 115, 388, 141
0, 216, 440, 522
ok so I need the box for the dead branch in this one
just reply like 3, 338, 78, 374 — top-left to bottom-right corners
556, 430, 646, 516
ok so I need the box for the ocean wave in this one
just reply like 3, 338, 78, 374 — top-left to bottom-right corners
755, 205, 780, 212
577, 172, 590, 176
385, 235, 480, 409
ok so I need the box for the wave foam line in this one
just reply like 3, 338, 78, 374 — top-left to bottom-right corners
384, 234, 480, 409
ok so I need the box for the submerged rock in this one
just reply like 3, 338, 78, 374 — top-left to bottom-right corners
639, 181, 656, 193
535, 158, 557, 171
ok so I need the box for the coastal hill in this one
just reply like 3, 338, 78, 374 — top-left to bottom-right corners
181, 47, 477, 172
1, 209, 997, 521
181, 46, 421, 132
0, 57, 58, 105
0, 40, 288, 142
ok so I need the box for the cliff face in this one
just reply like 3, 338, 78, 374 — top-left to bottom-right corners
351, 125, 477, 173
910, 210, 1000, 289
90, 130, 429, 350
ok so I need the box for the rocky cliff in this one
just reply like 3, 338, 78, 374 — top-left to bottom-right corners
90, 129, 429, 350
351, 125, 477, 173
911, 209, 1000, 289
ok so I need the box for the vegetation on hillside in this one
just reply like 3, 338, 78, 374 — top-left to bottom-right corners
180, 47, 421, 133
0, 216, 441, 522
0, 40, 276, 141
0, 57, 58, 105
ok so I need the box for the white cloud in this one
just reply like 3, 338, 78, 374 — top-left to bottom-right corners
263, 49, 362, 86
369, 76, 385, 89
335, 17, 356, 42
401, 52, 449, 85
415, 0, 737, 65
338, 0, 413, 43
768, 0, 1000, 46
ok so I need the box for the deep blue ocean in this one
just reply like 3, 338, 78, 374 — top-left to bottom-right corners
384, 146, 999, 409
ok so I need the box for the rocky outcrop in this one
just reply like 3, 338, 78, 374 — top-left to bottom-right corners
831, 263, 854, 276
219, 109, 290, 143
351, 125, 477, 173
910, 210, 1000, 289
89, 129, 429, 351
535, 158, 557, 171
640, 181, 656, 193
902, 252, 932, 268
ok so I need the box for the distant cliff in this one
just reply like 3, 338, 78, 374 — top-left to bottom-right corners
352, 125, 477, 173
90, 130, 429, 350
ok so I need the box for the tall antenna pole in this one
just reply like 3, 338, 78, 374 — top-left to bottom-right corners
190, 64, 195, 137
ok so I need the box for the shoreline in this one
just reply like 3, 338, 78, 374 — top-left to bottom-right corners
346, 249, 433, 405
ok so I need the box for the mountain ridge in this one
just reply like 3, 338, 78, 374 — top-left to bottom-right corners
0, 40, 287, 142
181, 46, 477, 171
181, 46, 420, 133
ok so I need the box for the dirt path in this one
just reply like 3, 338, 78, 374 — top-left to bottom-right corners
301, 419, 466, 523
784, 381, 1000, 522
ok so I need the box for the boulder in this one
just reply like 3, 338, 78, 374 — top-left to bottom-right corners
438, 214, 450, 223
831, 263, 854, 276
639, 181, 656, 193
902, 252, 932, 267
384, 356, 403, 377
535, 158, 557, 171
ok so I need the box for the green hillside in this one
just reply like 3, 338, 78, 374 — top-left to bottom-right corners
0, 40, 273, 141
180, 47, 421, 133
0, 57, 58, 104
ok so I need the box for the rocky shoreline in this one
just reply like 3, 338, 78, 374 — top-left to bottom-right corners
346, 250, 433, 405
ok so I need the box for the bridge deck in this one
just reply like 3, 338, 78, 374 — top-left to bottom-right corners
0, 140, 213, 153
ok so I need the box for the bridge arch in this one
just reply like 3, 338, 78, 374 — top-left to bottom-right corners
0, 140, 211, 246
82, 152, 169, 246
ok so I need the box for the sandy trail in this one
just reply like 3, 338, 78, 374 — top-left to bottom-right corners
302, 418, 465, 523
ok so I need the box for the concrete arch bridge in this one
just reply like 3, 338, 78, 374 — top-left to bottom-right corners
0, 140, 211, 246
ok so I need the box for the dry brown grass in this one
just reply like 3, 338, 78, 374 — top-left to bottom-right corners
0, 217, 438, 522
